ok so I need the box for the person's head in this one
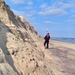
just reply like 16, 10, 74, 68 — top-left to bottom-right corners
47, 33, 49, 35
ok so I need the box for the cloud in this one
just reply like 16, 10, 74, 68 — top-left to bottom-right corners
57, 2, 75, 9
69, 15, 75, 19
66, 15, 75, 24
12, 9, 36, 22
10, 0, 33, 5
13, 9, 36, 17
66, 19, 75, 24
27, 1, 33, 5
44, 21, 58, 24
40, 3, 48, 9
39, 1, 75, 16
12, 9, 25, 16
26, 10, 36, 17
39, 8, 68, 16
67, 0, 75, 3
10, 0, 25, 4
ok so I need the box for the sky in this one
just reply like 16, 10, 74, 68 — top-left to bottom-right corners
5, 0, 75, 38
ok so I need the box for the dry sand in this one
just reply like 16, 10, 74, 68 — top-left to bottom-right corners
47, 40, 75, 75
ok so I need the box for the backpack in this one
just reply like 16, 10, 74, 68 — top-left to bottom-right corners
46, 34, 50, 39
44, 34, 50, 40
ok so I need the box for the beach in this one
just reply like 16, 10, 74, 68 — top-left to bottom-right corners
47, 40, 75, 75
0, 0, 75, 74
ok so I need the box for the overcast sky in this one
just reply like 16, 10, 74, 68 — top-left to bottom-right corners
5, 0, 75, 38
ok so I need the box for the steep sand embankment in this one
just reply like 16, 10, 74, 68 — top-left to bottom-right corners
47, 40, 75, 75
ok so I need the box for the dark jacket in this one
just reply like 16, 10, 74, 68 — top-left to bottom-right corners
44, 34, 50, 41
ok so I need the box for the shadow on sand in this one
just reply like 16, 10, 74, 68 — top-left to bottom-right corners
0, 20, 20, 75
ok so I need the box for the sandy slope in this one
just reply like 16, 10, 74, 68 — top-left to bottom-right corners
0, 22, 18, 75
0, 21, 53, 75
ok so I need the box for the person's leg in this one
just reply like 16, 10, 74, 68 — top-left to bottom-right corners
44, 40, 46, 46
47, 41, 49, 48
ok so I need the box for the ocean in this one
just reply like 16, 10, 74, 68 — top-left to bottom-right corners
51, 37, 75, 43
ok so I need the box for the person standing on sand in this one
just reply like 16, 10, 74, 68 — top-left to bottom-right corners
44, 33, 50, 49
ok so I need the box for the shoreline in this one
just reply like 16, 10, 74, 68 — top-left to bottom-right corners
51, 38, 75, 44
51, 39, 75, 44
50, 39, 75, 50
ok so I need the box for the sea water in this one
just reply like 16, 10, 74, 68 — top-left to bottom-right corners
51, 37, 75, 43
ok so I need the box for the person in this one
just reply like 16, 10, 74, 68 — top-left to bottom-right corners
44, 33, 50, 49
